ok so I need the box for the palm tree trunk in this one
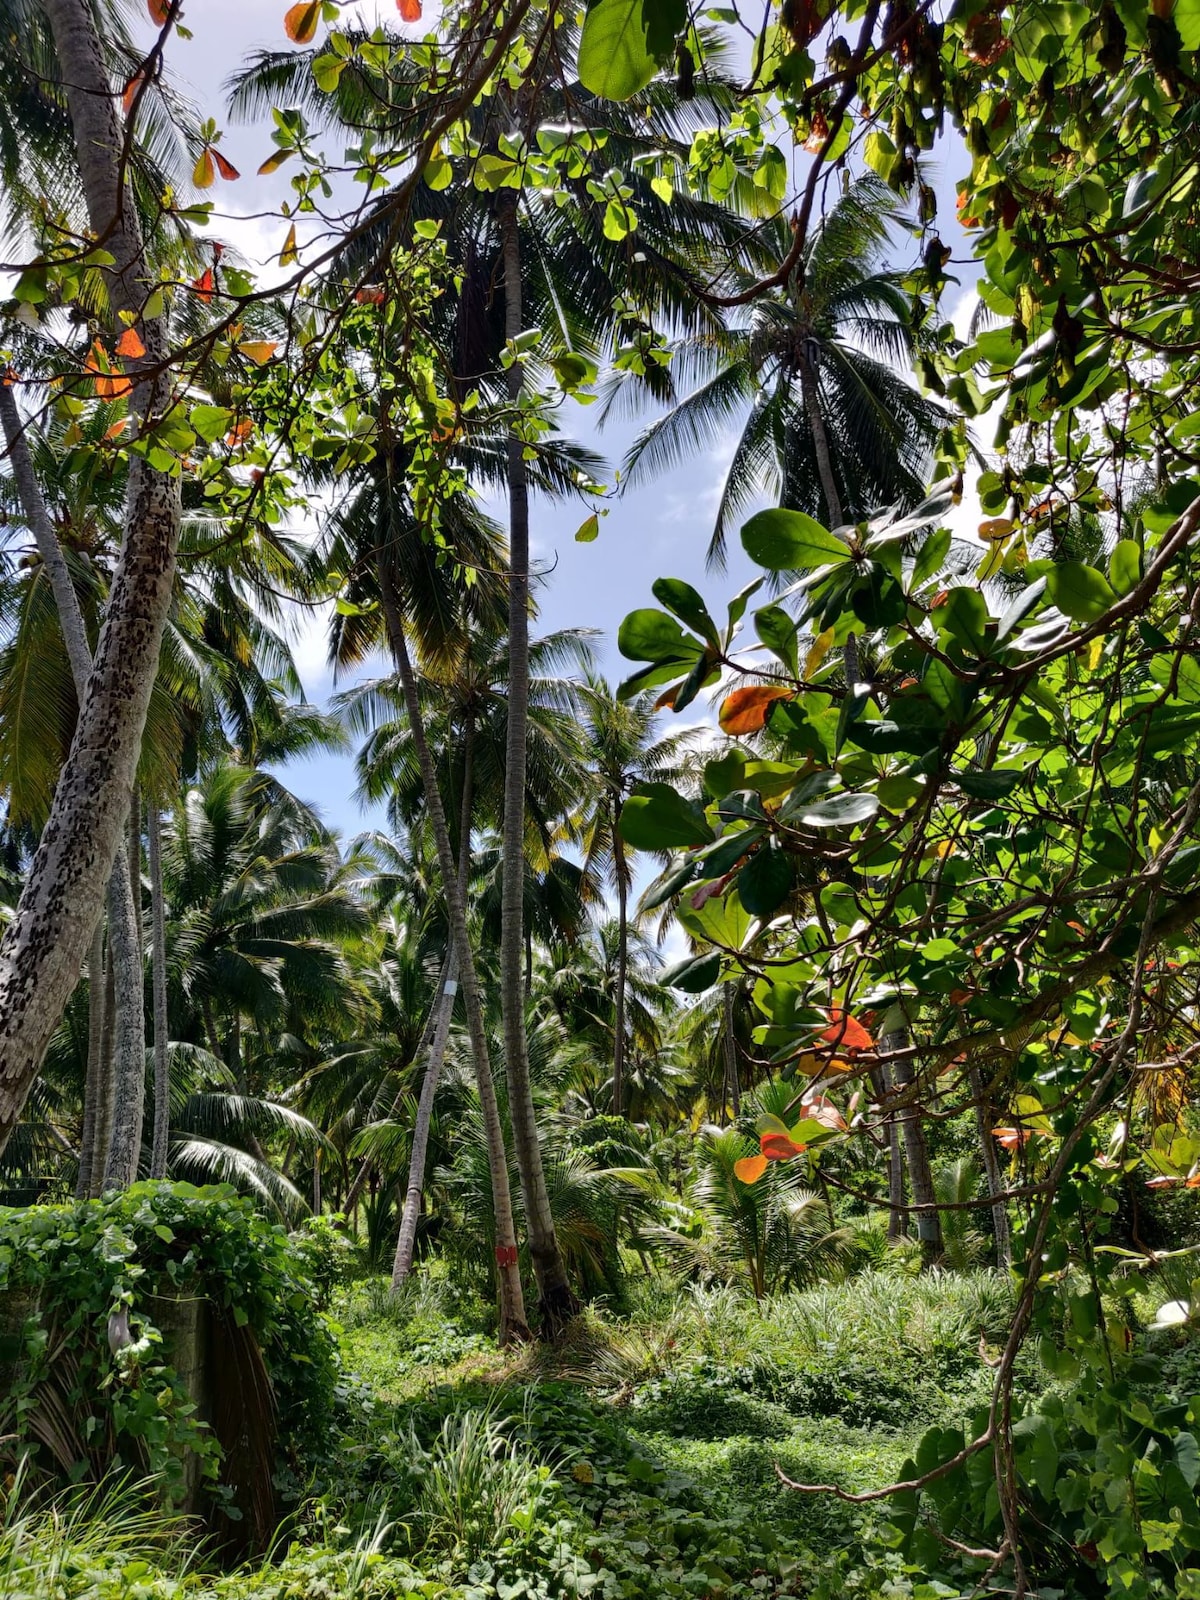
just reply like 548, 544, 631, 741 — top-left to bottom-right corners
102, 815, 146, 1189
873, 1064, 907, 1240
612, 813, 629, 1118
499, 196, 576, 1335
391, 947, 459, 1288
0, 0, 181, 1157
797, 348, 844, 528
377, 558, 530, 1343
148, 805, 170, 1179
886, 1035, 942, 1264
722, 983, 741, 1118
76, 918, 106, 1198
392, 711, 476, 1290
92, 952, 117, 1196
969, 1062, 1011, 1266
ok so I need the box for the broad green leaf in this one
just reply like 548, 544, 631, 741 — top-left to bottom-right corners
660, 949, 720, 991
737, 843, 792, 915
575, 513, 600, 543
617, 607, 702, 663
741, 508, 852, 572
578, 0, 684, 99
653, 578, 720, 648
793, 792, 880, 828
619, 782, 714, 849
189, 404, 233, 443
1108, 539, 1142, 596
1046, 561, 1117, 622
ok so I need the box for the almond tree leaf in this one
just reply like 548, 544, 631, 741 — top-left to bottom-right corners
719, 685, 793, 735
284, 1, 321, 42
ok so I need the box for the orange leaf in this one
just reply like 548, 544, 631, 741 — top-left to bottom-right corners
284, 1, 321, 42
122, 69, 148, 116
226, 418, 253, 447
148, 0, 171, 20
820, 1009, 875, 1052
733, 1154, 768, 1185
719, 684, 792, 736
238, 340, 278, 365
992, 1127, 1030, 1150
116, 327, 146, 359
105, 419, 127, 440
1146, 1175, 1181, 1189
803, 109, 829, 154
978, 517, 1013, 542
193, 267, 215, 304
213, 150, 241, 182
761, 1132, 805, 1161
355, 285, 386, 305
397, 0, 422, 17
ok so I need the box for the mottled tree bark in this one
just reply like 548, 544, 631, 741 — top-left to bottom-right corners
970, 1062, 1011, 1266
499, 198, 575, 1334
0, 0, 181, 1155
148, 805, 170, 1178
887, 1037, 943, 1263
76, 919, 106, 1198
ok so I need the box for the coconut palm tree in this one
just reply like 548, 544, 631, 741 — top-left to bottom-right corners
573, 679, 700, 1115
616, 175, 954, 566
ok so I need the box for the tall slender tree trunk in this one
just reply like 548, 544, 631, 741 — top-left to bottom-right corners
722, 983, 742, 1118
391, 948, 459, 1289
102, 820, 146, 1189
969, 1062, 1011, 1266
148, 805, 170, 1179
92, 953, 117, 1196
76, 919, 106, 1198
377, 557, 529, 1343
392, 712, 476, 1290
499, 197, 576, 1335
0, 0, 181, 1156
873, 1064, 907, 1241
797, 347, 844, 528
612, 812, 629, 1117
887, 1035, 942, 1263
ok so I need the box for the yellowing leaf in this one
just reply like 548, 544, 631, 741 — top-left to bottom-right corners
280, 222, 298, 266
804, 627, 835, 679
733, 1154, 768, 1185
259, 151, 293, 175
239, 340, 278, 365
193, 149, 215, 189
719, 684, 793, 735
284, 1, 321, 42
978, 516, 1013, 542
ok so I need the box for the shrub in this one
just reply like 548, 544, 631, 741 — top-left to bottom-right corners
0, 1182, 341, 1520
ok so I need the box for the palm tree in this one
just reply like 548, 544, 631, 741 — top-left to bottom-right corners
574, 679, 699, 1115
617, 175, 953, 565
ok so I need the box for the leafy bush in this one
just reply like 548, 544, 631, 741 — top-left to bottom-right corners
0, 1182, 341, 1513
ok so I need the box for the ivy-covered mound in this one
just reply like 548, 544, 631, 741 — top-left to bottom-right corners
0, 1182, 341, 1541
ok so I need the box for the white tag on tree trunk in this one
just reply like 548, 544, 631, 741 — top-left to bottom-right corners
444, 980, 458, 995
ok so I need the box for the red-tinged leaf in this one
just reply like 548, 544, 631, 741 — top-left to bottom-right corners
355, 284, 386, 305
213, 150, 241, 182
733, 1154, 768, 1185
226, 418, 253, 447
284, 1, 321, 42
718, 684, 793, 736
115, 327, 146, 359
930, 588, 950, 608
654, 684, 680, 710
820, 1009, 875, 1052
2, 369, 19, 388
238, 340, 278, 365
122, 69, 148, 116
148, 0, 171, 21
803, 109, 829, 154
948, 988, 972, 1006
397, 0, 422, 18
105, 419, 127, 440
193, 267, 214, 304
280, 222, 298, 266
1146, 1174, 1181, 1189
800, 1095, 847, 1132
761, 1132, 805, 1161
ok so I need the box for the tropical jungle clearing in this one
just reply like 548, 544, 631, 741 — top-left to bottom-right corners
6, 0, 1200, 1596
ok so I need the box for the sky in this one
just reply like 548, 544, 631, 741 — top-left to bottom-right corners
140, 0, 986, 845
